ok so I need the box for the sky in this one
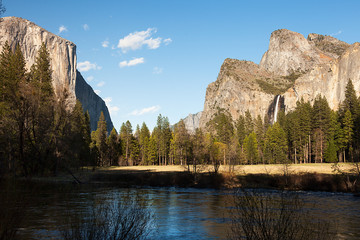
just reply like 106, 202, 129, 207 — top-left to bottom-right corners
3, 0, 360, 130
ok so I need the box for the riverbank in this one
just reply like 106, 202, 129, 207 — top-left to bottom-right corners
16, 163, 359, 193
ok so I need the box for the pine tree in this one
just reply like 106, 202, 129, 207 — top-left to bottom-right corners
120, 121, 132, 165
95, 112, 108, 166
341, 110, 354, 162
341, 79, 360, 161
243, 132, 259, 164
0, 42, 20, 174
107, 128, 119, 166
208, 109, 234, 145
296, 98, 312, 163
69, 100, 90, 167
191, 128, 206, 173
139, 122, 150, 165
254, 115, 264, 162
284, 111, 301, 164
264, 123, 288, 164
147, 135, 157, 165
324, 138, 338, 163
154, 114, 172, 165
173, 120, 190, 165
235, 116, 246, 147
30, 42, 53, 101
130, 136, 140, 165
312, 95, 332, 163
244, 110, 254, 136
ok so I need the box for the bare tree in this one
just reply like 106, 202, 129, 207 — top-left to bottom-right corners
228, 189, 335, 240
60, 197, 154, 240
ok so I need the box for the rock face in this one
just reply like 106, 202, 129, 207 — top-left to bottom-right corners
199, 59, 275, 129
0, 17, 113, 132
200, 29, 358, 129
76, 71, 113, 132
182, 112, 202, 133
284, 42, 360, 112
259, 29, 335, 76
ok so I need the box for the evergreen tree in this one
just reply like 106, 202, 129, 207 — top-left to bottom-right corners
172, 120, 190, 165
235, 116, 246, 147
296, 98, 312, 163
30, 42, 53, 101
341, 110, 354, 162
312, 95, 332, 163
243, 132, 259, 164
95, 112, 108, 166
147, 135, 157, 165
120, 121, 133, 165
154, 114, 172, 165
264, 123, 288, 164
208, 109, 234, 145
130, 136, 140, 165
139, 122, 150, 165
191, 128, 206, 173
254, 115, 265, 162
284, 111, 301, 164
107, 128, 119, 166
244, 110, 254, 136
69, 100, 90, 167
324, 138, 338, 163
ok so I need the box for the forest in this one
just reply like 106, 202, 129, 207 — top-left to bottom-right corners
1, 43, 360, 178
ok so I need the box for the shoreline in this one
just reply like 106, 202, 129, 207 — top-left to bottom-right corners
14, 163, 358, 193
3, 163, 358, 193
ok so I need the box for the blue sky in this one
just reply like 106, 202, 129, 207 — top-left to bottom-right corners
4, 0, 360, 130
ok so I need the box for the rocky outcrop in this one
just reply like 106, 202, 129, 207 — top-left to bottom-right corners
76, 71, 113, 133
259, 29, 335, 76
0, 17, 113, 132
307, 33, 350, 59
200, 29, 359, 129
199, 59, 275, 129
182, 112, 202, 133
284, 42, 360, 112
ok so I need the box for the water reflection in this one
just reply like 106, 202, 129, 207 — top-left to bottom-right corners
4, 182, 359, 240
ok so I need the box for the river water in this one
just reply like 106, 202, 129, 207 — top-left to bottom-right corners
8, 183, 360, 239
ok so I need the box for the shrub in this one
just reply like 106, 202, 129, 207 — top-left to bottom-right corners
228, 189, 335, 240
60, 196, 153, 240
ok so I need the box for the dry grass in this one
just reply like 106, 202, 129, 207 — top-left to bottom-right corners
97, 163, 354, 175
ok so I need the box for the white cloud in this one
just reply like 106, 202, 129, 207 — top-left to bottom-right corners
58, 25, 68, 34
94, 89, 101, 95
97, 81, 105, 87
119, 57, 145, 68
87, 76, 94, 82
129, 105, 161, 116
117, 28, 162, 52
83, 24, 89, 31
330, 30, 342, 37
153, 67, 163, 74
104, 97, 120, 115
102, 40, 109, 48
164, 38, 172, 45
77, 61, 102, 72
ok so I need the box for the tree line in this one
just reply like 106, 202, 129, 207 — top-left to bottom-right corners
0, 43, 91, 177
90, 79, 360, 170
1, 43, 359, 177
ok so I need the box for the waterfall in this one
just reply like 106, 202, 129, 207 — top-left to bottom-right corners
274, 95, 280, 123
292, 87, 299, 99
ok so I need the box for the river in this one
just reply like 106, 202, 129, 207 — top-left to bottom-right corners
6, 183, 360, 239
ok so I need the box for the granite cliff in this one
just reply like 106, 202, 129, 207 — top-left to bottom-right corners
0, 17, 113, 132
182, 112, 202, 133
200, 29, 358, 129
